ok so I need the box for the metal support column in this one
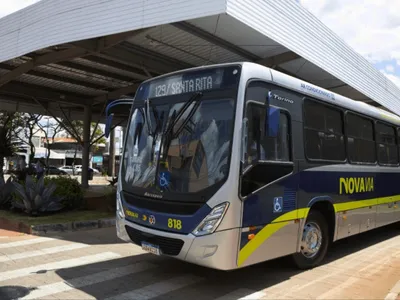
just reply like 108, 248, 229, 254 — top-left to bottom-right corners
81, 105, 92, 188
108, 128, 115, 177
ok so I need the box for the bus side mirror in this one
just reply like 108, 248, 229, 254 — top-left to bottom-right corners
265, 107, 279, 137
105, 113, 114, 138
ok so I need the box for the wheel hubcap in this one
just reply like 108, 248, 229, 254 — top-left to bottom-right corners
300, 221, 322, 258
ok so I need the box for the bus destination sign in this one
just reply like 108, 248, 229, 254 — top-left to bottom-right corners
151, 75, 215, 98
140, 66, 240, 99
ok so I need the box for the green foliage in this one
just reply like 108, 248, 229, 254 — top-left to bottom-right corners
12, 175, 62, 215
0, 111, 26, 178
0, 176, 15, 209
45, 176, 84, 209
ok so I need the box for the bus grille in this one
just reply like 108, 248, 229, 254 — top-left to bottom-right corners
125, 226, 184, 256
122, 191, 203, 215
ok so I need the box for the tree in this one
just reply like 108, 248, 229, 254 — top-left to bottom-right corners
21, 114, 42, 163
0, 111, 25, 180
58, 120, 106, 174
37, 117, 63, 169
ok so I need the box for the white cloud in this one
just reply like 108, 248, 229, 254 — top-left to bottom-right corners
0, 0, 41, 19
301, 0, 400, 87
300, 0, 400, 62
385, 65, 395, 73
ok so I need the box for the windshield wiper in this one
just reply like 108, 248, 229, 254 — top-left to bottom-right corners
144, 99, 153, 136
144, 98, 164, 135
160, 92, 203, 159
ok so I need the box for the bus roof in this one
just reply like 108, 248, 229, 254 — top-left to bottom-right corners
136, 61, 400, 126
264, 63, 400, 126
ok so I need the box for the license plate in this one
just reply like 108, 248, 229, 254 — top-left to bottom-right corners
141, 242, 161, 255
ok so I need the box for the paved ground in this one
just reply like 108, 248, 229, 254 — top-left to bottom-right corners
0, 223, 399, 300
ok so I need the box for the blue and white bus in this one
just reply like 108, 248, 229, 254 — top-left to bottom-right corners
112, 62, 400, 270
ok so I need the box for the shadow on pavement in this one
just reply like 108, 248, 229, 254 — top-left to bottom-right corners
42, 226, 126, 246
17, 222, 399, 300
0, 286, 34, 300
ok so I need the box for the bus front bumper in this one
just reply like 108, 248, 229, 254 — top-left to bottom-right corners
116, 214, 239, 270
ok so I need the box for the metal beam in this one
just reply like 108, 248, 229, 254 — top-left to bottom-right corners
106, 43, 193, 74
258, 51, 301, 67
83, 55, 150, 81
55, 61, 134, 83
0, 96, 106, 122
172, 21, 260, 61
94, 51, 163, 76
0, 29, 148, 88
93, 83, 141, 103
0, 81, 93, 106
0, 63, 105, 90
0, 48, 89, 87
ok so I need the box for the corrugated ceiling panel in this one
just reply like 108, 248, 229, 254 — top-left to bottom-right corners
127, 24, 245, 66
227, 0, 400, 114
189, 14, 286, 59
0, 0, 226, 63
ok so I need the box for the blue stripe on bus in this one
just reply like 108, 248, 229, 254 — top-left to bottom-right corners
241, 168, 400, 249
121, 199, 211, 235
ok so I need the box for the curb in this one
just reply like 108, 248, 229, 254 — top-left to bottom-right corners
385, 280, 400, 300
30, 218, 116, 236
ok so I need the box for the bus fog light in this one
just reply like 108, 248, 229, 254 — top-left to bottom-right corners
192, 202, 229, 236
116, 190, 125, 219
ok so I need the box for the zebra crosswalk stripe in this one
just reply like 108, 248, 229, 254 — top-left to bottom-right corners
21, 261, 157, 299
0, 243, 89, 262
0, 237, 56, 249
0, 252, 120, 282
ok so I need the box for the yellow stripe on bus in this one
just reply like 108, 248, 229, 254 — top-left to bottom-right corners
334, 195, 400, 212
237, 221, 289, 267
238, 208, 309, 267
237, 195, 400, 267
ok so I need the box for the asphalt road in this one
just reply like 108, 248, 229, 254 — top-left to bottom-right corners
0, 223, 399, 300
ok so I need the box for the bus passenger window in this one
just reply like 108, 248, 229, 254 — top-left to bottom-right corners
304, 99, 345, 162
376, 122, 398, 165
345, 113, 376, 164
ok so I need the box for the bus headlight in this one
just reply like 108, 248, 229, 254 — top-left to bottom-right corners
192, 202, 229, 236
116, 190, 125, 219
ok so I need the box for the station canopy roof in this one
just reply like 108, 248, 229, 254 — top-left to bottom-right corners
1, 0, 400, 124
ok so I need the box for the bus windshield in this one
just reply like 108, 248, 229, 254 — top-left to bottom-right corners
121, 65, 241, 199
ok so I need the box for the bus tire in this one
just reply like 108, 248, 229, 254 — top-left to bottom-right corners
292, 209, 329, 270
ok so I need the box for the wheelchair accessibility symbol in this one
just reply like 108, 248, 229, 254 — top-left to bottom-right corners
159, 171, 170, 188
273, 197, 283, 213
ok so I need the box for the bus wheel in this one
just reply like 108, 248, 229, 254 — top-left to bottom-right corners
292, 210, 329, 270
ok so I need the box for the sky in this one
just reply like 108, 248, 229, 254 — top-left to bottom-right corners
1, 0, 400, 88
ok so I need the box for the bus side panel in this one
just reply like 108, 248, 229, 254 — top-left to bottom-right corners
238, 173, 303, 268
239, 165, 400, 268
298, 166, 400, 240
